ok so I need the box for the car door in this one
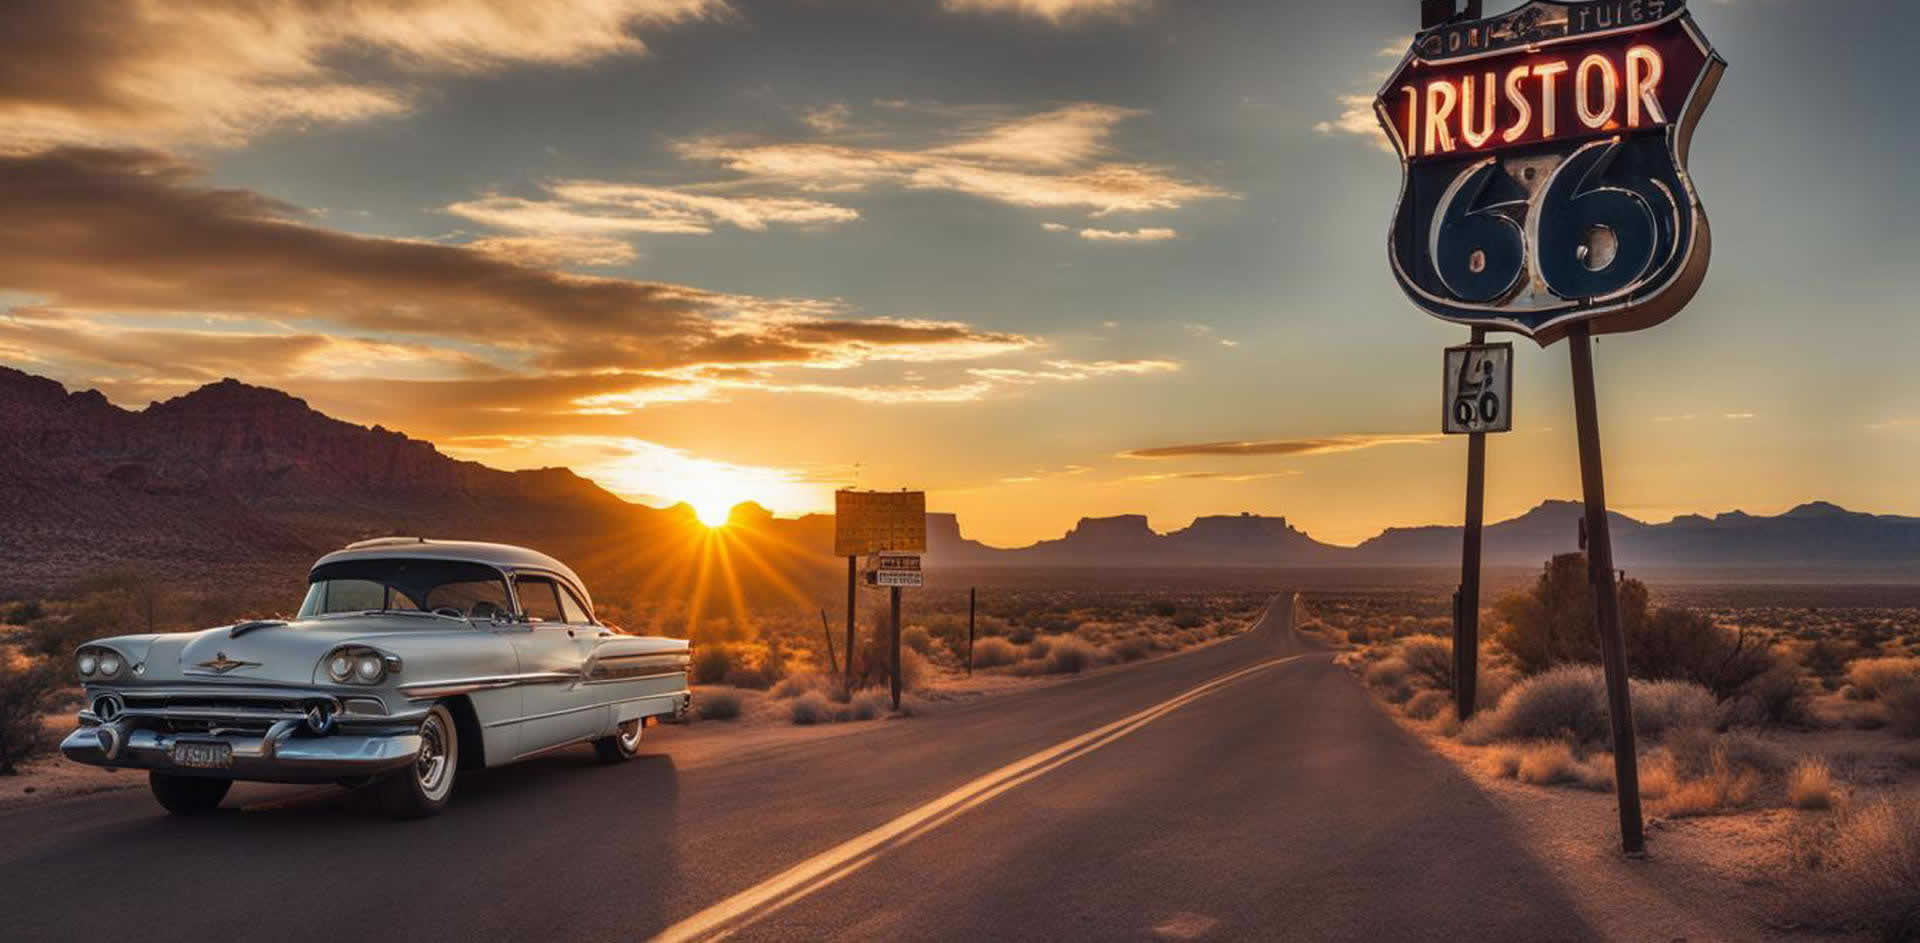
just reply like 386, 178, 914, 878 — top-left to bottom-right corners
507, 575, 602, 755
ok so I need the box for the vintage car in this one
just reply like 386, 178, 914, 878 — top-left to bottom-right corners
60, 538, 692, 818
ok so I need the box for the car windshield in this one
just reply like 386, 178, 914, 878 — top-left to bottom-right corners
298, 558, 512, 621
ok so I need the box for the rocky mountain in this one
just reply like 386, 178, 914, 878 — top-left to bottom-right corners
0, 368, 700, 595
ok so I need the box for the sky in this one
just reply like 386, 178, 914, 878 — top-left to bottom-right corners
1, 0, 1916, 547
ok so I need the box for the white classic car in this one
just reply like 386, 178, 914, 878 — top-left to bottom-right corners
60, 539, 691, 818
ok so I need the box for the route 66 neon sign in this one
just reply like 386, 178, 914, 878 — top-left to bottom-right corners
1377, 1, 1725, 345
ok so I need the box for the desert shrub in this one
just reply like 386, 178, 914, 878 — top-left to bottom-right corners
1, 600, 44, 625
790, 692, 848, 725
771, 671, 841, 701
1148, 599, 1179, 618
1515, 741, 1580, 786
1171, 610, 1208, 630
847, 629, 932, 692
1886, 685, 1920, 738
0, 652, 60, 774
1630, 679, 1719, 740
697, 692, 742, 721
691, 646, 734, 685
971, 637, 1021, 669
849, 690, 892, 721
899, 648, 932, 692
1404, 689, 1453, 721
1495, 555, 1647, 675
1110, 634, 1152, 663
1463, 665, 1611, 745
1017, 635, 1109, 676
1724, 660, 1812, 728
1397, 635, 1455, 691
902, 626, 940, 658
1848, 657, 1920, 699
1790, 800, 1920, 937
1025, 635, 1053, 660
1787, 757, 1833, 810
1363, 658, 1415, 704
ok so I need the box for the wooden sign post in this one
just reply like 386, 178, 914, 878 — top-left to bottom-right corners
1384, 0, 1725, 855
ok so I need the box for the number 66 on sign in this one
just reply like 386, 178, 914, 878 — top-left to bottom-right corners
1444, 343, 1513, 435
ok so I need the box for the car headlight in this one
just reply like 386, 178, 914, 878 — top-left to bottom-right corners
321, 646, 397, 685
96, 652, 123, 678
77, 652, 99, 677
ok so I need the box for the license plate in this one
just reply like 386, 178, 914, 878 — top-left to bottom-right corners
171, 741, 233, 769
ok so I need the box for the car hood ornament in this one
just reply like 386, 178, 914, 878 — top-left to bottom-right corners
195, 651, 260, 674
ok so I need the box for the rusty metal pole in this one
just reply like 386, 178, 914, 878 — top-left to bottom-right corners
889, 585, 903, 710
1569, 322, 1645, 856
845, 555, 857, 688
1457, 326, 1487, 721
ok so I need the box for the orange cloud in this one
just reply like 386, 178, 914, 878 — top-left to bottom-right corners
1120, 434, 1442, 459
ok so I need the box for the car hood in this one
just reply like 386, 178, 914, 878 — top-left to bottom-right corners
130, 614, 483, 687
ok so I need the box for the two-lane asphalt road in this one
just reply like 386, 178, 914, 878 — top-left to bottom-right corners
1, 597, 1599, 941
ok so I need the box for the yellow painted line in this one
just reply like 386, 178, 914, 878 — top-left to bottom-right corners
651, 653, 1309, 943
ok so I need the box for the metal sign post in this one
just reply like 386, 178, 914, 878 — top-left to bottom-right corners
1381, 0, 1724, 856
1445, 328, 1507, 720
1569, 321, 1644, 851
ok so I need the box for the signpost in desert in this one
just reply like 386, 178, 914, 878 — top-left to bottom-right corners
834, 490, 928, 709
1380, 0, 1725, 854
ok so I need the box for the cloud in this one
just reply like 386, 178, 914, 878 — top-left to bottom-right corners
466, 234, 640, 267
1119, 434, 1441, 460
1314, 95, 1394, 153
0, 0, 723, 147
1077, 226, 1176, 242
1041, 222, 1071, 232
674, 103, 1231, 216
802, 103, 852, 134
447, 181, 860, 239
941, 0, 1150, 23
969, 359, 1180, 383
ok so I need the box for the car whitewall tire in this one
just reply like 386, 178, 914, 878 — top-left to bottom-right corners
376, 703, 458, 818
593, 718, 642, 764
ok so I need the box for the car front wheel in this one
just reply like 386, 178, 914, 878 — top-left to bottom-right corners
149, 772, 232, 815
374, 703, 458, 819
593, 718, 643, 763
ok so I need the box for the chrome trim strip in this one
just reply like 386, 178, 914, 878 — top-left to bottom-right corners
397, 671, 578, 699
483, 691, 685, 729
583, 670, 689, 686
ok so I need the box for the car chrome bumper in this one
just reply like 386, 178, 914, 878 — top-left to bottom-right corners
61, 720, 422, 783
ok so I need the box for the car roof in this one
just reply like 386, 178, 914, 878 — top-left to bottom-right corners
311, 539, 594, 611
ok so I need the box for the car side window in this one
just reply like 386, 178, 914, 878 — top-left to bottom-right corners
515, 577, 564, 623
558, 587, 593, 625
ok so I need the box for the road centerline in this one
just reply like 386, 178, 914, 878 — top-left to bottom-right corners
651, 652, 1310, 943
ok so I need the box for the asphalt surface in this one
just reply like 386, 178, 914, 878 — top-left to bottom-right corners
1, 597, 1600, 942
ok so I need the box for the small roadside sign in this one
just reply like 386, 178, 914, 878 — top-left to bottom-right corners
1443, 343, 1513, 435
867, 552, 924, 588
869, 569, 924, 588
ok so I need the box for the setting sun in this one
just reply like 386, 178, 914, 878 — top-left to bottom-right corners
688, 494, 735, 528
